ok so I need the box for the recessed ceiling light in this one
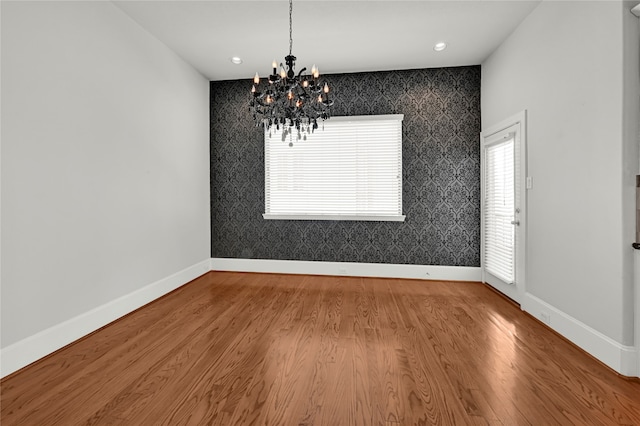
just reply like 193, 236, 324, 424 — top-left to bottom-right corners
230, 56, 243, 64
434, 42, 447, 52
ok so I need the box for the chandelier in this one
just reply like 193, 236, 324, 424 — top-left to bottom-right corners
250, 0, 333, 132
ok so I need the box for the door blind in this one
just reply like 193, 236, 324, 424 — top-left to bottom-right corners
484, 137, 515, 283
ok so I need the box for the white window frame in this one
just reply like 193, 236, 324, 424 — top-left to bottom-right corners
263, 114, 405, 222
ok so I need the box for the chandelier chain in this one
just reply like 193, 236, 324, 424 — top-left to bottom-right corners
289, 0, 293, 55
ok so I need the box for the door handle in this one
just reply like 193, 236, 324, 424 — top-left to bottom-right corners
511, 220, 520, 226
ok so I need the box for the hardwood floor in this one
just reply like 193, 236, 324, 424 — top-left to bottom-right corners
2, 272, 639, 425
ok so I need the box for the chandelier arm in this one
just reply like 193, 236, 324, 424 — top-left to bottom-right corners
296, 85, 311, 99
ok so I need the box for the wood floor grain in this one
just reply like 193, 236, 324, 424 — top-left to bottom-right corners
2, 271, 639, 425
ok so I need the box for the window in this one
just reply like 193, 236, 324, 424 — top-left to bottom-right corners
483, 133, 515, 284
263, 114, 405, 221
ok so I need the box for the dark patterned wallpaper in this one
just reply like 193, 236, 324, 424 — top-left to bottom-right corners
210, 66, 481, 266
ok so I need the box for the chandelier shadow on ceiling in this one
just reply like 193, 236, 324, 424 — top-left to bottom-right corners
250, 0, 333, 133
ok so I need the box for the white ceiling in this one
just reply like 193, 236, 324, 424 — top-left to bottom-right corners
113, 0, 541, 81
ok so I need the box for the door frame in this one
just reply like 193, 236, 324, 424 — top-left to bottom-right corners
480, 110, 527, 304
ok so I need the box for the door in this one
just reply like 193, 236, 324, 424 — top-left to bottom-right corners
481, 112, 526, 303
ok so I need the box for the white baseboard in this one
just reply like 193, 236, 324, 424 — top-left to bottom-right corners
522, 293, 638, 377
210, 257, 482, 282
0, 259, 211, 379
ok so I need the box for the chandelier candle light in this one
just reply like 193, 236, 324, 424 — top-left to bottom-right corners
250, 0, 333, 133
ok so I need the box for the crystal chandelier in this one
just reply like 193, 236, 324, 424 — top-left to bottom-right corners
250, 0, 333, 132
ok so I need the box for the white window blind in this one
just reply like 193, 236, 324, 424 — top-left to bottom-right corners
263, 114, 405, 221
483, 136, 515, 283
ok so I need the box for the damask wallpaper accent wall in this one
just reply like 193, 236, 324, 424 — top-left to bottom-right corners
210, 66, 481, 266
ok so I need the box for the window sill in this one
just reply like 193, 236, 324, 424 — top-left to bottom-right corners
262, 214, 406, 222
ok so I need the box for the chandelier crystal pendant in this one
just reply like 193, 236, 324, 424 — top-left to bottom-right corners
250, 0, 333, 133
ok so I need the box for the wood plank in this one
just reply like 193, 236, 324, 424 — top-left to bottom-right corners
2, 272, 639, 425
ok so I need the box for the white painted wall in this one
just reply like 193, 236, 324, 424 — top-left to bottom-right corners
625, 2, 640, 359
631, 1, 640, 376
1, 1, 210, 349
482, 0, 637, 356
